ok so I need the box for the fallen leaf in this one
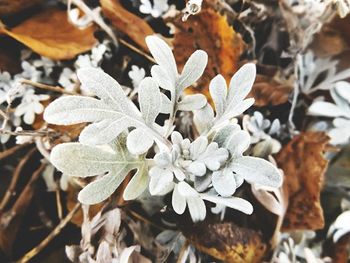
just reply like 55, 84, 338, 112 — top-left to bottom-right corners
0, 9, 97, 60
250, 75, 293, 106
171, 8, 245, 99
182, 219, 267, 263
100, 0, 154, 52
276, 132, 330, 231
0, 0, 43, 16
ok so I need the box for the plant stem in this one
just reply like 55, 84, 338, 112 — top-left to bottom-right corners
21, 79, 79, 95
17, 203, 81, 263
0, 148, 36, 212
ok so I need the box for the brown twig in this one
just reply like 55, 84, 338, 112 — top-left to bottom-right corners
21, 79, 79, 95
17, 202, 81, 263
126, 209, 166, 231
0, 129, 60, 138
55, 189, 63, 220
0, 147, 36, 212
119, 38, 155, 63
0, 143, 32, 160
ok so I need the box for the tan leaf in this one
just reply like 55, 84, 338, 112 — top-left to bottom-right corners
100, 0, 154, 52
0, 0, 43, 16
0, 9, 97, 60
276, 132, 330, 231
171, 8, 245, 99
182, 220, 267, 263
250, 75, 293, 107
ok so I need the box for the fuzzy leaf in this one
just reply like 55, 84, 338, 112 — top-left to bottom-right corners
229, 156, 282, 188
43, 96, 117, 125
308, 101, 348, 118
45, 68, 164, 148
209, 74, 227, 117
212, 169, 237, 197
127, 128, 154, 155
79, 117, 133, 145
177, 50, 208, 93
139, 77, 162, 124
51, 135, 145, 205
149, 167, 174, 195
227, 63, 256, 107
151, 65, 174, 91
172, 184, 186, 214
146, 35, 177, 86
187, 196, 207, 222
50, 143, 120, 177
177, 94, 207, 111
201, 195, 253, 215
193, 104, 215, 134
78, 166, 130, 204
123, 163, 149, 200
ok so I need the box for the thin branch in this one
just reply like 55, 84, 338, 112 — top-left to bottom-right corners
21, 79, 79, 95
119, 38, 155, 63
0, 129, 60, 138
126, 209, 166, 231
0, 108, 8, 121
0, 143, 32, 160
17, 202, 81, 263
0, 147, 36, 212
55, 189, 63, 220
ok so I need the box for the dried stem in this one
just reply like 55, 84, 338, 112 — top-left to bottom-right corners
119, 38, 155, 63
0, 129, 60, 138
0, 143, 32, 160
17, 202, 81, 263
126, 209, 166, 231
21, 79, 79, 95
0, 147, 36, 212
176, 240, 190, 263
55, 189, 63, 220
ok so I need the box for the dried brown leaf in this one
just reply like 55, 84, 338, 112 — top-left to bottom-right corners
100, 0, 154, 52
276, 132, 330, 231
0, 0, 43, 16
171, 8, 245, 99
182, 220, 267, 263
250, 75, 293, 107
0, 9, 97, 60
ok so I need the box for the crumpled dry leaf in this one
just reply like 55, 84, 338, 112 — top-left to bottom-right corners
276, 132, 330, 231
250, 75, 293, 107
182, 220, 267, 263
0, 9, 97, 60
0, 0, 43, 16
171, 8, 245, 99
100, 0, 154, 52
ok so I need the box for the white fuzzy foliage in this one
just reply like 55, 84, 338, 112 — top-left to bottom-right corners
194, 63, 256, 134
45, 35, 283, 222
50, 134, 146, 204
308, 81, 350, 145
147, 35, 208, 116
44, 68, 163, 154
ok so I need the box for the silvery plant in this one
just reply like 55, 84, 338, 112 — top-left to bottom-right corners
44, 36, 282, 222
